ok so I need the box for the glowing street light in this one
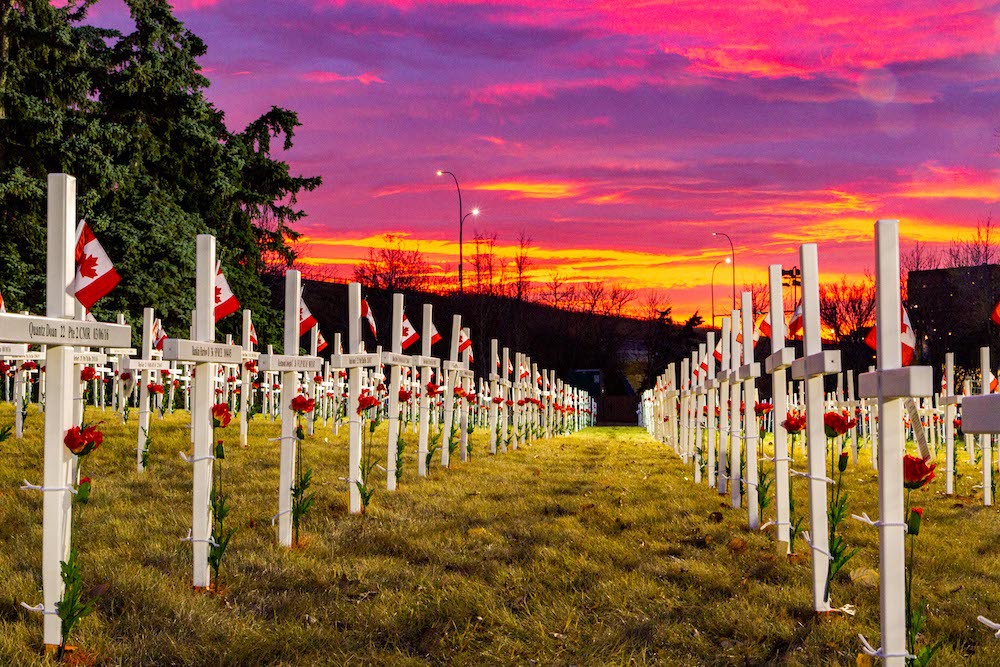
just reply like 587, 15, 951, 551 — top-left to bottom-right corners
711, 256, 732, 329
436, 170, 481, 293
712, 231, 736, 311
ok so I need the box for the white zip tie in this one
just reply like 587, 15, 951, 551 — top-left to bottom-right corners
858, 634, 915, 659
180, 529, 219, 548
20, 480, 77, 494
759, 520, 775, 530
179, 452, 215, 464
801, 531, 832, 559
851, 512, 908, 531
270, 509, 292, 526
19, 602, 57, 615
978, 615, 1000, 638
268, 436, 299, 442
771, 456, 793, 462
789, 469, 835, 484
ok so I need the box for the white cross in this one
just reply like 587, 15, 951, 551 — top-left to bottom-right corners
4, 175, 130, 646
856, 220, 933, 666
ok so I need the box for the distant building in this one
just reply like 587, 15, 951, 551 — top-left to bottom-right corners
907, 264, 1000, 372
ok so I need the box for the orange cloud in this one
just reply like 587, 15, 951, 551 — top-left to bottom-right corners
469, 180, 586, 199
897, 162, 1000, 202
302, 71, 385, 85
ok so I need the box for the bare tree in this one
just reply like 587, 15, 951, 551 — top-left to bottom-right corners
511, 230, 533, 303
945, 213, 997, 268
819, 274, 877, 344
544, 270, 575, 309
741, 281, 769, 317
353, 234, 433, 292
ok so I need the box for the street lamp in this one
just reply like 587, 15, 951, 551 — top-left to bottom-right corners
712, 231, 736, 310
436, 170, 479, 293
710, 257, 731, 329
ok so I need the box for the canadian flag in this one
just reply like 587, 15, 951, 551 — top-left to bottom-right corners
401, 313, 420, 350
317, 330, 328, 353
864, 307, 916, 366
0, 289, 5, 313
712, 339, 723, 363
536, 374, 543, 386
457, 328, 472, 353
992, 299, 1000, 327
758, 312, 772, 339
520, 364, 530, 380
214, 262, 240, 322
507, 358, 514, 375
429, 320, 442, 345
986, 370, 999, 393
74, 220, 121, 309
152, 318, 168, 351
299, 297, 317, 336
786, 302, 804, 339
249, 321, 259, 347
361, 299, 378, 338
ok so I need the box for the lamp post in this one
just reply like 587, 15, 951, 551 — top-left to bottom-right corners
437, 170, 479, 293
711, 257, 731, 329
712, 231, 736, 310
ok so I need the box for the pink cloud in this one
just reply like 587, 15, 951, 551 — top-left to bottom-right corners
301, 71, 386, 85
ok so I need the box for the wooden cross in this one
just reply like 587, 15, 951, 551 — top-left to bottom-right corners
121, 308, 169, 471
258, 270, 322, 543
855, 220, 933, 663
415, 304, 440, 477
791, 243, 842, 613
738, 293, 762, 528
160, 235, 243, 588
382, 293, 414, 490
765, 264, 795, 553
8, 175, 131, 647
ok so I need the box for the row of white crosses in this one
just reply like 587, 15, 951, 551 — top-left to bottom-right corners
644, 221, 952, 663
5, 174, 594, 648
1, 175, 134, 647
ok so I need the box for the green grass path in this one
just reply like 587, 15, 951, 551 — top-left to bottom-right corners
1, 408, 998, 665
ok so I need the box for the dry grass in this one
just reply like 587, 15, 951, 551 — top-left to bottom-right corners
1, 405, 999, 665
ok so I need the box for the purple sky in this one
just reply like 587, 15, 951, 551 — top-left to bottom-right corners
85, 0, 1000, 318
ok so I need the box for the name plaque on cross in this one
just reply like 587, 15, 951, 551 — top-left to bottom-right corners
380, 351, 413, 367
258, 354, 322, 372
162, 339, 243, 363
0, 313, 130, 347
74, 352, 108, 365
443, 360, 467, 372
0, 343, 28, 356
330, 352, 380, 368
241, 351, 260, 361
106, 347, 137, 356
414, 355, 440, 368
122, 358, 170, 372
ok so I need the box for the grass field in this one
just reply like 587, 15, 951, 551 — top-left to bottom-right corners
1, 405, 1000, 665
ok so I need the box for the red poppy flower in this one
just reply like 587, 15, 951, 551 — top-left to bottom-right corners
824, 411, 857, 438
781, 411, 806, 434
357, 391, 380, 415
64, 424, 103, 456
80, 366, 97, 382
291, 394, 316, 415
398, 389, 413, 403
211, 402, 232, 428
492, 396, 504, 405
120, 372, 132, 382
160, 369, 171, 378
903, 454, 936, 490
754, 402, 774, 416
426, 382, 441, 397
20, 361, 37, 372
454, 387, 466, 399
506, 399, 514, 407
245, 360, 258, 373
314, 374, 323, 383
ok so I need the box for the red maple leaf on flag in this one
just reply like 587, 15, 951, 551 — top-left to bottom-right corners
215, 286, 222, 304
79, 254, 99, 279
401, 326, 410, 337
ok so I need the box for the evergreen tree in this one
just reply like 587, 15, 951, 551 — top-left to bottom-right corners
0, 0, 320, 348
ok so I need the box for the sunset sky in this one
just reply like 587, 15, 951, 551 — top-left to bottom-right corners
89, 0, 999, 319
